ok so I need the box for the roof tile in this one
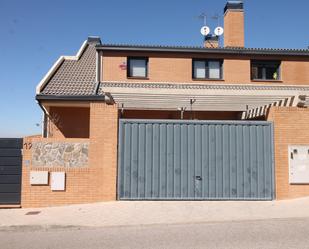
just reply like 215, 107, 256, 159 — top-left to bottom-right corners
41, 43, 97, 96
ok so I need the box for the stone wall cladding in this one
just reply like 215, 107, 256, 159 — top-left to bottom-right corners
32, 142, 89, 167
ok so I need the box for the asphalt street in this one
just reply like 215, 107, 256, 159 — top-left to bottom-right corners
1, 218, 309, 249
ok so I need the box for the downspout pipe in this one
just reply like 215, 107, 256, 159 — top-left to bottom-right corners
37, 100, 48, 138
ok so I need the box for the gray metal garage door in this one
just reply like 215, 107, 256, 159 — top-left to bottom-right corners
0, 138, 23, 204
118, 120, 274, 201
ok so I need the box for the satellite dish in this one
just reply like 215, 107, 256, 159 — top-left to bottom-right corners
214, 26, 224, 36
200, 26, 210, 36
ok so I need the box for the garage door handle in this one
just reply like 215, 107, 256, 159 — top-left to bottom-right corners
195, 176, 202, 181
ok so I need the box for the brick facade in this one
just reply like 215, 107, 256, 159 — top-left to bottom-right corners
224, 10, 245, 47
102, 52, 309, 85
48, 106, 90, 138
26, 54, 309, 207
267, 107, 309, 200
24, 1, 309, 207
21, 103, 118, 207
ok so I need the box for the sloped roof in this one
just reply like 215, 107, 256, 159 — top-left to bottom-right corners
41, 44, 96, 95
37, 37, 101, 97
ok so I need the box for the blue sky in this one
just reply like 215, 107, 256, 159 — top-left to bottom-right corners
0, 0, 309, 137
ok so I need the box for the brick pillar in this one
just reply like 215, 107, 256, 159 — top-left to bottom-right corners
89, 102, 118, 200
267, 107, 309, 200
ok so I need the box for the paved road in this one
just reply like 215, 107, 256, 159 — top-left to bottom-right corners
1, 218, 309, 249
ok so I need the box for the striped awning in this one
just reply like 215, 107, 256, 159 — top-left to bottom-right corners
100, 81, 309, 113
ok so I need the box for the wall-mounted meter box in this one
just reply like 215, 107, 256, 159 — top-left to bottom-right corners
289, 146, 309, 184
51, 172, 66, 191
30, 171, 49, 185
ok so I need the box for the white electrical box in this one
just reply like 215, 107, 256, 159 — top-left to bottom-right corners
289, 145, 309, 184
30, 171, 49, 185
51, 172, 66, 191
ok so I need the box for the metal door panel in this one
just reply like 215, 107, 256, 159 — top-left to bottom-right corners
0, 138, 22, 204
118, 120, 274, 200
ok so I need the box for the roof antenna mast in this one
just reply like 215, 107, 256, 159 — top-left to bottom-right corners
197, 11, 224, 47
211, 13, 223, 46
198, 12, 210, 41
198, 12, 207, 26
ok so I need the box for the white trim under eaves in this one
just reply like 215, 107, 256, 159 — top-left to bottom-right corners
36, 40, 88, 94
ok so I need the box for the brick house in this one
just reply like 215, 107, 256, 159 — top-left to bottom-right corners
13, 1, 309, 207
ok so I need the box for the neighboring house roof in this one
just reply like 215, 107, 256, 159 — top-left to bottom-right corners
41, 44, 96, 96
36, 37, 101, 98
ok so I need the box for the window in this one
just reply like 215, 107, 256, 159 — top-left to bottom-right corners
251, 60, 281, 81
192, 59, 223, 79
127, 57, 148, 78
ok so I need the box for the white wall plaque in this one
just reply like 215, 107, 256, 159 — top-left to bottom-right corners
289, 145, 309, 184
51, 172, 66, 191
30, 171, 49, 185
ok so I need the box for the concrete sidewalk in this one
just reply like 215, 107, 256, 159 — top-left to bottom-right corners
1, 198, 309, 229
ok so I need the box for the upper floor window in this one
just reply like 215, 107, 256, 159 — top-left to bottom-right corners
192, 59, 223, 80
251, 60, 281, 81
127, 57, 148, 78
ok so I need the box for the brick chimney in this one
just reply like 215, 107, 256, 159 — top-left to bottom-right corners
204, 35, 219, 48
224, 1, 244, 47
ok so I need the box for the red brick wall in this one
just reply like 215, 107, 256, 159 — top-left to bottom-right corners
21, 103, 118, 207
102, 52, 309, 85
48, 107, 90, 138
224, 10, 245, 47
267, 107, 309, 199
22, 104, 309, 206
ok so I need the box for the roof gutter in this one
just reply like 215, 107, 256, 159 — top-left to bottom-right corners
36, 94, 105, 101
96, 45, 309, 57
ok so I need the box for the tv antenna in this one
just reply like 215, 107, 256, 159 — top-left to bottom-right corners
198, 12, 207, 26
198, 12, 210, 36
198, 12, 224, 47
211, 13, 224, 36
212, 14, 220, 26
